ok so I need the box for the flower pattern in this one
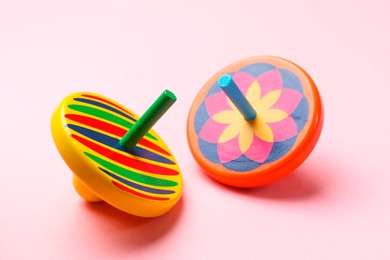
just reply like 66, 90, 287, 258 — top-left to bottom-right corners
194, 63, 309, 172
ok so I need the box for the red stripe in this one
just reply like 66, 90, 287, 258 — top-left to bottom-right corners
81, 94, 134, 116
65, 114, 171, 156
112, 181, 169, 201
138, 139, 171, 157
71, 134, 179, 176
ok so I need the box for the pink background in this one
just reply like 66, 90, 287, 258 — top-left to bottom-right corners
1, 0, 390, 259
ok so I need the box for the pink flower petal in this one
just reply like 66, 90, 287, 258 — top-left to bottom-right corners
233, 71, 255, 94
257, 69, 282, 96
199, 119, 228, 143
205, 92, 230, 117
268, 116, 297, 142
217, 136, 242, 163
271, 88, 302, 114
245, 135, 273, 163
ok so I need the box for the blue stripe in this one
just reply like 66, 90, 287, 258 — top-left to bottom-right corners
99, 167, 175, 195
74, 98, 136, 122
67, 124, 175, 165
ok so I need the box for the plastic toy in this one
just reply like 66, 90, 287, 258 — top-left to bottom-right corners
187, 56, 323, 187
51, 91, 182, 217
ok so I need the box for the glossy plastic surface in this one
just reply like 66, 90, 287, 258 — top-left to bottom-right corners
51, 92, 183, 217
187, 56, 324, 187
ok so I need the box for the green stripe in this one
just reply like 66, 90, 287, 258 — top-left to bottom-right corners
85, 152, 177, 187
68, 104, 157, 140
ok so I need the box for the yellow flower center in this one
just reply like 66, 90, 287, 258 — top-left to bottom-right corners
212, 80, 288, 153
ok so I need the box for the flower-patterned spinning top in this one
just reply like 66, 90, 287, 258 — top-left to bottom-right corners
187, 56, 323, 187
